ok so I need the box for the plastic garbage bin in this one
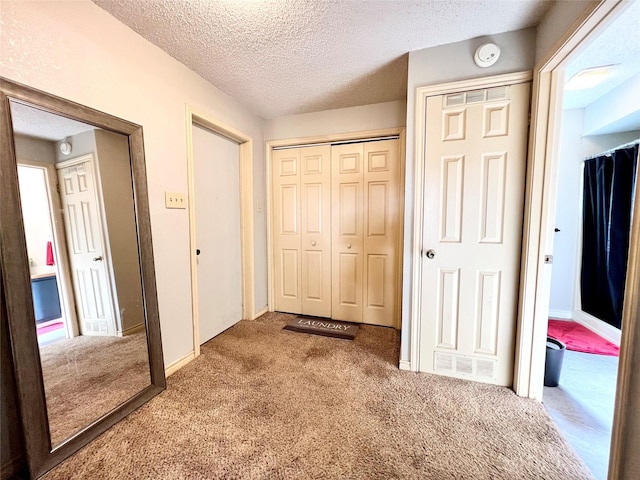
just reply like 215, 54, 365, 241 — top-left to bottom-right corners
544, 337, 566, 387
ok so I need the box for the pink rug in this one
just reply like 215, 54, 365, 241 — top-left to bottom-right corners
547, 319, 619, 356
37, 321, 64, 335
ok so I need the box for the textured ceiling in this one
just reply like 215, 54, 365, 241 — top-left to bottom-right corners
10, 101, 95, 142
92, 0, 553, 119
563, 0, 640, 110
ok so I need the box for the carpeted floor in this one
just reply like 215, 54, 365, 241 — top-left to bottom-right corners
40, 332, 150, 445
44, 312, 594, 479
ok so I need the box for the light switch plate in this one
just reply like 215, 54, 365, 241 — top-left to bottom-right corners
165, 191, 186, 209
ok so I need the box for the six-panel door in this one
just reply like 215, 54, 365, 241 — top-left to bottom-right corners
419, 83, 531, 386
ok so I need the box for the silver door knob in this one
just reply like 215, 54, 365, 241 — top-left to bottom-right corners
93, 256, 103, 262
425, 249, 435, 259
347, 244, 352, 249
311, 241, 316, 246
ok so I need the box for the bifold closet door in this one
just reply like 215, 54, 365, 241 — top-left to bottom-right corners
272, 146, 331, 316
331, 140, 400, 326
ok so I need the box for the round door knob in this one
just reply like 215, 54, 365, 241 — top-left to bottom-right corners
92, 256, 103, 262
196, 249, 201, 256
425, 249, 436, 259
347, 244, 352, 249
311, 241, 316, 246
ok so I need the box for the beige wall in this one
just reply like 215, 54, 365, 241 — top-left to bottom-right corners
535, 0, 599, 65
14, 134, 56, 164
264, 100, 406, 140
94, 130, 146, 333
1, 0, 266, 366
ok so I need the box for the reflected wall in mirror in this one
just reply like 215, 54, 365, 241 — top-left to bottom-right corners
0, 77, 165, 479
12, 102, 151, 447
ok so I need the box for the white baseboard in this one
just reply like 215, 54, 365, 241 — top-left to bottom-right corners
253, 306, 268, 319
165, 351, 196, 377
573, 309, 621, 346
399, 360, 412, 371
548, 309, 572, 320
118, 323, 146, 337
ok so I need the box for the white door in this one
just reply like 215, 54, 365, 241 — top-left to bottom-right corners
419, 83, 530, 386
331, 139, 401, 326
272, 145, 332, 317
193, 124, 243, 345
57, 157, 115, 336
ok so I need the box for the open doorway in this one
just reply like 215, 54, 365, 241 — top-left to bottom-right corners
541, 3, 640, 478
17, 161, 75, 347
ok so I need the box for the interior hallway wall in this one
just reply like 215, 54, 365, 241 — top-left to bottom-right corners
264, 100, 406, 141
1, 0, 267, 368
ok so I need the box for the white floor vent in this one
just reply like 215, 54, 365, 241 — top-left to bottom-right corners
434, 352, 496, 380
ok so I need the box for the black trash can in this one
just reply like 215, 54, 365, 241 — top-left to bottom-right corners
544, 337, 566, 387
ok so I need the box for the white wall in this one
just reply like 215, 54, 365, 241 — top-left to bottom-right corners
16, 166, 55, 275
549, 106, 640, 317
264, 100, 406, 141
548, 109, 585, 317
1, 0, 266, 367
401, 27, 536, 362
583, 74, 640, 135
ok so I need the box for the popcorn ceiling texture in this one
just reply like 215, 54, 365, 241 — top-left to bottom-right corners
92, 0, 552, 119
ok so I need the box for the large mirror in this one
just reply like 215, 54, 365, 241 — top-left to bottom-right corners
0, 78, 165, 478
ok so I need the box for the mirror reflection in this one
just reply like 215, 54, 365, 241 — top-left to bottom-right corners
11, 100, 151, 447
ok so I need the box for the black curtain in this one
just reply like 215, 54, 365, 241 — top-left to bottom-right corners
581, 143, 638, 329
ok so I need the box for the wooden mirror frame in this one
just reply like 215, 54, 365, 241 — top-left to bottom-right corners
0, 77, 165, 478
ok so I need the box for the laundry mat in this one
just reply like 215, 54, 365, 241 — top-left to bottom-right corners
283, 316, 359, 340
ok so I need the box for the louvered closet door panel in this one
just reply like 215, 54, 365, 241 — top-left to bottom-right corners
331, 143, 364, 322
272, 148, 302, 313
363, 140, 400, 327
300, 145, 332, 317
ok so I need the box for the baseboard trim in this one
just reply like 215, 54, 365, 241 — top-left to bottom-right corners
253, 306, 268, 320
399, 360, 412, 371
548, 309, 572, 320
165, 351, 196, 377
119, 323, 146, 337
573, 309, 621, 346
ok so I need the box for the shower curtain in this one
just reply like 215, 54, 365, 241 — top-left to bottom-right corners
581, 142, 638, 329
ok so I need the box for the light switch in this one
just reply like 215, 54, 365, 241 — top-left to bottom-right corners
165, 191, 186, 209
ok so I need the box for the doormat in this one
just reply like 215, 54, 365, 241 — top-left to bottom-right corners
283, 316, 359, 340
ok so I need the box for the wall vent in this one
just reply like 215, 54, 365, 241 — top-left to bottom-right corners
434, 351, 496, 379
443, 86, 510, 108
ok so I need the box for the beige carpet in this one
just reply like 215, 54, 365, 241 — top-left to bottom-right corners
44, 312, 594, 479
40, 332, 150, 445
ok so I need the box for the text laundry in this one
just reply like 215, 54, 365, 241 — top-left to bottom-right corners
297, 320, 351, 331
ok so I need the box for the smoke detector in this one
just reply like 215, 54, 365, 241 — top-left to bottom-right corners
474, 43, 501, 68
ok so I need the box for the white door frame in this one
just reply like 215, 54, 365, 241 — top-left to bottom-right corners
17, 159, 79, 338
185, 105, 255, 358
266, 127, 406, 324
409, 71, 533, 374
510, 1, 639, 477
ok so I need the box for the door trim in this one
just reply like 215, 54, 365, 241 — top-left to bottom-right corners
409, 71, 533, 373
266, 127, 406, 327
509, 1, 637, 478
17, 159, 79, 339
185, 105, 255, 358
